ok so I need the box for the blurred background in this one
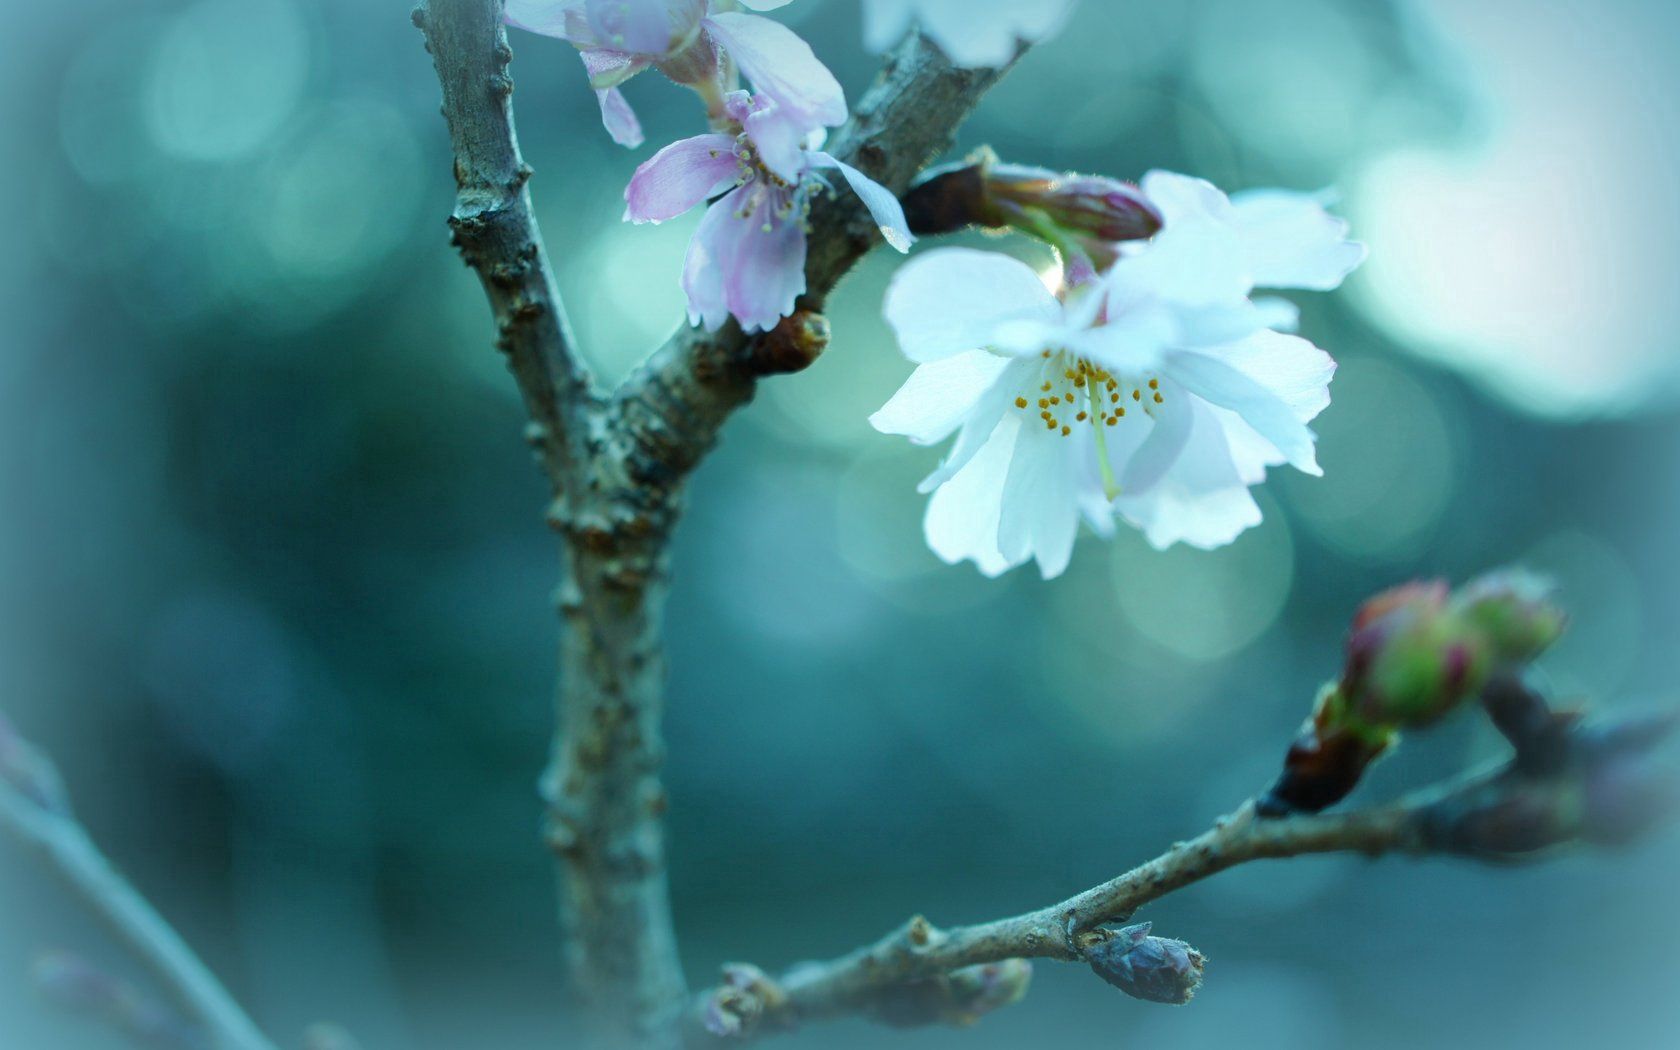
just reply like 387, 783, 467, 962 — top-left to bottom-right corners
3, 0, 1679, 1046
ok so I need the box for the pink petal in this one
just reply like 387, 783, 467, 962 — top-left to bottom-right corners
808, 152, 912, 251
579, 46, 649, 90
703, 12, 845, 127
624, 133, 740, 222
681, 187, 808, 332
585, 0, 684, 54
504, 0, 592, 40
595, 88, 644, 147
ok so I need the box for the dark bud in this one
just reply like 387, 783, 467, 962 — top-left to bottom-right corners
753, 310, 829, 376
1257, 684, 1395, 817
900, 148, 1160, 267
1085, 923, 1205, 1005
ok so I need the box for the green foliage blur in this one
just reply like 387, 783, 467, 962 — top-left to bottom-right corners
2, 1, 1678, 1047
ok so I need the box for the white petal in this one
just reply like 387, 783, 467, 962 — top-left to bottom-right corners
924, 413, 1023, 576
1118, 386, 1194, 495
860, 0, 914, 53
1213, 329, 1336, 423
918, 357, 1038, 491
869, 350, 1012, 445
809, 152, 912, 252
1164, 350, 1321, 475
884, 248, 1060, 363
735, 0, 794, 9
1114, 398, 1263, 550
505, 0, 589, 39
893, 0, 1074, 67
1229, 189, 1367, 290
997, 422, 1081, 578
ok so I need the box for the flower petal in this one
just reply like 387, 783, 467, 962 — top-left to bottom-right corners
1118, 385, 1194, 495
595, 88, 645, 147
887, 0, 1074, 67
883, 248, 1060, 362
1214, 329, 1336, 423
1229, 189, 1367, 290
580, 44, 651, 89
860, 0, 915, 54
505, 0, 590, 40
624, 133, 739, 222
916, 357, 1038, 491
1114, 397, 1263, 550
997, 421, 1081, 578
869, 349, 1012, 445
683, 188, 807, 332
585, 0, 681, 54
1164, 349, 1321, 475
808, 152, 912, 252
703, 12, 846, 127
924, 413, 1022, 577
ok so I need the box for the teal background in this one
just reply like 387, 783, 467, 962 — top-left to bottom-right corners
2, 1, 1678, 1047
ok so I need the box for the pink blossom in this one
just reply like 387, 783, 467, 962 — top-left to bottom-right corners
504, 0, 831, 150
625, 92, 913, 332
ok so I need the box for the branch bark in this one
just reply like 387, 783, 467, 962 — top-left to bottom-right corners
685, 765, 1556, 1042
0, 726, 276, 1050
416, 4, 1023, 1045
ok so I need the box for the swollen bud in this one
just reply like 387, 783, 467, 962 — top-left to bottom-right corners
699, 963, 787, 1039
1452, 569, 1567, 667
1342, 580, 1483, 728
900, 149, 1161, 268
1084, 923, 1205, 1005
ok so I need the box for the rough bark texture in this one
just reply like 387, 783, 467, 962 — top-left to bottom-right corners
416, 3, 1019, 1043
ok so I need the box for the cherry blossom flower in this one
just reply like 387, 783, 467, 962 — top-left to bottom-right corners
861, 0, 1076, 68
625, 91, 912, 332
503, 0, 825, 149
870, 173, 1364, 577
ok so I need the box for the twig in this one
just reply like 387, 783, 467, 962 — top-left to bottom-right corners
412, 0, 595, 490
416, 4, 1027, 1043
0, 719, 276, 1050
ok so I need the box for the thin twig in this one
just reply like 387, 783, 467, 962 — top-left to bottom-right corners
686, 771, 1511, 1042
413, 0, 596, 491
0, 726, 275, 1050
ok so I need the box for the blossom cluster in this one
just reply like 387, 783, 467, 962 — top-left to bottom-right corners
505, 2, 1367, 576
505, 0, 1071, 334
871, 171, 1364, 576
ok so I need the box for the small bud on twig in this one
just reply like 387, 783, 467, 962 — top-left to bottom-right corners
1084, 923, 1205, 1005
870, 960, 1033, 1028
1261, 570, 1569, 816
900, 148, 1160, 269
699, 963, 789, 1039
0, 711, 72, 817
753, 310, 830, 376
32, 950, 208, 1050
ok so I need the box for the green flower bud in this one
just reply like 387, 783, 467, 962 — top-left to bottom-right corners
1452, 569, 1567, 667
1342, 580, 1489, 728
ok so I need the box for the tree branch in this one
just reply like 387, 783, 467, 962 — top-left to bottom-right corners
690, 693, 1677, 1044
0, 717, 275, 1050
413, 0, 595, 491
612, 34, 1017, 496
416, 7, 1029, 1043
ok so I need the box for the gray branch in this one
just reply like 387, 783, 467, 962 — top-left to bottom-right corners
412, 0, 594, 491
0, 719, 275, 1050
415, 3, 1023, 1045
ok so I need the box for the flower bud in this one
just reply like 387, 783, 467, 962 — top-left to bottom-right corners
1452, 569, 1567, 667
1085, 923, 1205, 1005
33, 950, 205, 1049
699, 963, 786, 1039
900, 150, 1160, 267
1257, 684, 1395, 816
1342, 580, 1487, 728
0, 713, 71, 817
870, 960, 1033, 1028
